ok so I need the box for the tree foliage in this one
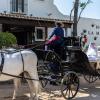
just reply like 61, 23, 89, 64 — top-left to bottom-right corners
0, 32, 17, 48
78, 0, 92, 22
70, 0, 92, 36
70, 0, 92, 22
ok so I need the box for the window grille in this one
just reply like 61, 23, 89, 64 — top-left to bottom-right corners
11, 0, 26, 13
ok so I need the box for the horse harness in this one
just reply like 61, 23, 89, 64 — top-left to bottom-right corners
0, 49, 39, 81
0, 52, 4, 73
0, 49, 24, 74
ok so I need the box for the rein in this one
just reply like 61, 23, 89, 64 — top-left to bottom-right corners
1, 72, 39, 81
23, 42, 46, 50
0, 51, 4, 72
20, 50, 24, 79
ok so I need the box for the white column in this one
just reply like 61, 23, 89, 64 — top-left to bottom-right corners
67, 28, 72, 36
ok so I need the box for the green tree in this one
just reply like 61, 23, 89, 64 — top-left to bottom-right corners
0, 32, 17, 48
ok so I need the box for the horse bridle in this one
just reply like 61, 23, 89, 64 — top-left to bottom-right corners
0, 52, 4, 73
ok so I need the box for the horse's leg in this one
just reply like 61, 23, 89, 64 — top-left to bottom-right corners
24, 72, 35, 100
25, 71, 41, 100
29, 71, 41, 100
12, 78, 21, 100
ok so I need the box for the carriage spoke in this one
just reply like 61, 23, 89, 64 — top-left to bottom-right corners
68, 88, 70, 98
69, 86, 73, 98
91, 76, 93, 81
62, 86, 68, 91
84, 74, 98, 83
64, 87, 69, 96
89, 75, 91, 82
63, 84, 77, 99
63, 87, 70, 98
70, 88, 74, 97
68, 84, 75, 98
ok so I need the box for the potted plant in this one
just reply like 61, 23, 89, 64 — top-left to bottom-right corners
0, 32, 17, 49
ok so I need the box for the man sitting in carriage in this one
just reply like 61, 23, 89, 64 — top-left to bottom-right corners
45, 22, 65, 82
45, 21, 64, 58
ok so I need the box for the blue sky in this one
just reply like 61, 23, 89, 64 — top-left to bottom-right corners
54, 0, 100, 19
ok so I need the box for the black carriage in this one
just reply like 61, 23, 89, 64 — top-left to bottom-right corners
30, 37, 100, 100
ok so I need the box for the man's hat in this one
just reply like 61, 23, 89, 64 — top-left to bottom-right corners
55, 21, 64, 27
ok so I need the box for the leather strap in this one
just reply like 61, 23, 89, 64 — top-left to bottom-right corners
0, 52, 4, 72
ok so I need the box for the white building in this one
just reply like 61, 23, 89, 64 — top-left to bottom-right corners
0, 0, 72, 45
0, 0, 100, 45
0, 0, 68, 20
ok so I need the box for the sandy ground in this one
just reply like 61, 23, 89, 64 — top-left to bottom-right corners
0, 77, 100, 100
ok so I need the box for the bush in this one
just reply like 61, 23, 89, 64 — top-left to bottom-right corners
0, 32, 17, 48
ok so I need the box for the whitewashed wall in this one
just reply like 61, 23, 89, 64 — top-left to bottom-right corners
0, 0, 68, 20
0, 0, 10, 13
77, 18, 100, 45
28, 0, 67, 20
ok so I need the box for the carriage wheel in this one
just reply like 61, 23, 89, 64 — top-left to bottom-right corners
84, 74, 98, 83
44, 51, 61, 71
45, 51, 61, 63
38, 66, 49, 88
84, 62, 99, 83
38, 65, 49, 88
61, 71, 79, 100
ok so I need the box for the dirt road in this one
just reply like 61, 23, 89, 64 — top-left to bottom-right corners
0, 78, 100, 100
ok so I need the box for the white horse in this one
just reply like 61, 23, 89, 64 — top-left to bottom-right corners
0, 49, 41, 100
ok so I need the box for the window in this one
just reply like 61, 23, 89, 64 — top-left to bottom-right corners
94, 36, 97, 40
91, 24, 95, 27
96, 32, 99, 35
37, 29, 43, 39
83, 29, 87, 33
11, 0, 25, 13
35, 27, 45, 41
